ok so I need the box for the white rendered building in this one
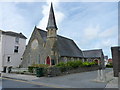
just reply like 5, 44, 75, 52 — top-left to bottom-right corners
0, 30, 26, 72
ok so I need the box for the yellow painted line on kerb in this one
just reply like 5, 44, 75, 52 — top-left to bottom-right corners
1, 77, 63, 88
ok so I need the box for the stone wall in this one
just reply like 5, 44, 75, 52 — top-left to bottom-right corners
21, 28, 49, 68
44, 66, 99, 77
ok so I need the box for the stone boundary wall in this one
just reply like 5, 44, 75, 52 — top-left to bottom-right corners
45, 66, 99, 77
10, 66, 99, 77
11, 68, 28, 72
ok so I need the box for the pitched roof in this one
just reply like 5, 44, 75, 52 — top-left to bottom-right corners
36, 28, 83, 58
46, 3, 58, 30
2, 31, 27, 39
83, 49, 103, 58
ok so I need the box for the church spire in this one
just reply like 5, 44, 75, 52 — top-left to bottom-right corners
46, 3, 58, 30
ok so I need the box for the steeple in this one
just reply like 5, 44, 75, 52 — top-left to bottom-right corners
46, 3, 58, 30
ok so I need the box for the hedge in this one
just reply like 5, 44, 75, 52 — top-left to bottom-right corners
55, 61, 97, 72
28, 61, 98, 73
28, 64, 49, 73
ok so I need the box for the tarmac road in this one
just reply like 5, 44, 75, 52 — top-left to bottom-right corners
2, 78, 52, 88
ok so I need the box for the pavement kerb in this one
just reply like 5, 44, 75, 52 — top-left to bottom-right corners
2, 76, 69, 88
2, 76, 28, 81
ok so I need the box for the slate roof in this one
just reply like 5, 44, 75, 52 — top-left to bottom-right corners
83, 49, 103, 58
46, 3, 58, 30
1, 31, 27, 39
36, 28, 83, 58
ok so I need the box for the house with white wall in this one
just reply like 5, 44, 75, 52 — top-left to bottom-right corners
0, 30, 27, 72
104, 56, 108, 66
0, 30, 2, 71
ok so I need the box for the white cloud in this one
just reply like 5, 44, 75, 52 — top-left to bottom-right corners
0, 0, 119, 2
0, 3, 30, 33
37, 0, 65, 30
94, 39, 116, 49
83, 24, 100, 40
76, 23, 118, 58
98, 26, 117, 38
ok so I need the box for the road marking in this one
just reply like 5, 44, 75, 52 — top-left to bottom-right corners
2, 77, 63, 88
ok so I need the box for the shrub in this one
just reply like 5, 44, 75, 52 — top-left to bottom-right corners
28, 66, 34, 73
28, 64, 49, 73
89, 61, 96, 66
82, 61, 96, 67
55, 60, 97, 72
32, 64, 49, 68
66, 61, 75, 68
106, 63, 113, 68
55, 60, 83, 71
55, 62, 67, 72
82, 62, 90, 66
56, 62, 66, 67
66, 61, 83, 68
74, 60, 83, 67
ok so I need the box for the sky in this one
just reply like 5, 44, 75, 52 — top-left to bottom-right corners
0, 0, 118, 58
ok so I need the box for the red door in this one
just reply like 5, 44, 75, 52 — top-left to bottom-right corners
46, 56, 50, 65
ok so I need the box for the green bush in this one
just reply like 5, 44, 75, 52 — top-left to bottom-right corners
56, 61, 82, 69
28, 66, 34, 73
55, 62, 68, 72
82, 61, 96, 67
56, 62, 66, 67
54, 60, 97, 72
32, 64, 49, 68
66, 61, 75, 68
66, 61, 83, 68
28, 64, 49, 73
75, 60, 83, 66
106, 63, 113, 68
82, 62, 90, 66
55, 60, 96, 68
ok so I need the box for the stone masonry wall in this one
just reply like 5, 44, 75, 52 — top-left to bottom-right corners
45, 66, 99, 77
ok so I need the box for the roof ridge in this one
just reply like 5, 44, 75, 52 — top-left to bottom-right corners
58, 35, 73, 41
83, 49, 102, 52
2, 30, 21, 34
1, 30, 27, 39
35, 27, 45, 31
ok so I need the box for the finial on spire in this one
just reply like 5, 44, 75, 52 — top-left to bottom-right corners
46, 2, 58, 30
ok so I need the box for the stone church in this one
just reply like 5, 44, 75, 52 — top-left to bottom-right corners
21, 3, 84, 68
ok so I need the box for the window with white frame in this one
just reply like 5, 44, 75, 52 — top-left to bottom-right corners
7, 56, 11, 62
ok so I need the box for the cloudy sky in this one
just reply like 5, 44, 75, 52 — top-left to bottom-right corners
0, 0, 118, 58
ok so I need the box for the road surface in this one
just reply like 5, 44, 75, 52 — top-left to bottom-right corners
2, 78, 52, 88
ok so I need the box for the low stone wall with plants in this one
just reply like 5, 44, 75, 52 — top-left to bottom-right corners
44, 65, 99, 77
10, 68, 34, 75
27, 61, 99, 77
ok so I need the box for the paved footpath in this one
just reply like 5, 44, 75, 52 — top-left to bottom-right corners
1, 68, 118, 88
